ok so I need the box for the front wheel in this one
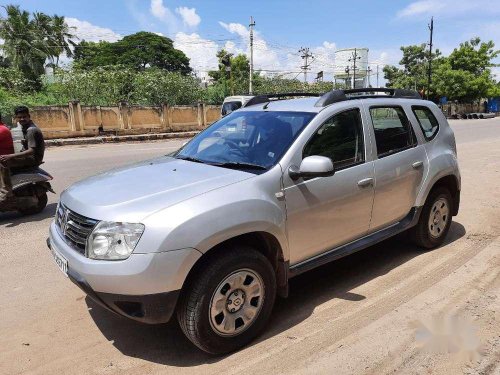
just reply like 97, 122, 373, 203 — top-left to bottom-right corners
410, 187, 453, 249
177, 246, 276, 354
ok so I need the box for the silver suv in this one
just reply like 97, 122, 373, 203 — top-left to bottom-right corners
48, 89, 460, 354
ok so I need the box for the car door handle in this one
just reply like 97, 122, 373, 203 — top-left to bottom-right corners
357, 178, 374, 187
412, 161, 424, 169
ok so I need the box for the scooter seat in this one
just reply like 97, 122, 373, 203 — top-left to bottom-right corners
11, 167, 53, 188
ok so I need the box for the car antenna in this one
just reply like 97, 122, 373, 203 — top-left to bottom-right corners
263, 101, 270, 110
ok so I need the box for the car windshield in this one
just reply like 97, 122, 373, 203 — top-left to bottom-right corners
175, 111, 316, 171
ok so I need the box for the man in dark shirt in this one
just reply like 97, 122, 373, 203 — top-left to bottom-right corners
0, 106, 45, 203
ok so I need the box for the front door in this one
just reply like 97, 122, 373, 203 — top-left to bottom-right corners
284, 107, 375, 265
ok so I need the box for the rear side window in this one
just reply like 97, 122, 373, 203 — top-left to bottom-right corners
369, 106, 416, 157
412, 106, 439, 140
303, 108, 364, 170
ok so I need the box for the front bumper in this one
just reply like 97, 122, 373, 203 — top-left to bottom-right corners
48, 222, 202, 324
66, 263, 180, 324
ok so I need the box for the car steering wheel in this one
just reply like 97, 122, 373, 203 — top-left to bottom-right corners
224, 140, 247, 158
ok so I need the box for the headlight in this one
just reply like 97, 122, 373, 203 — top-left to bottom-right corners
87, 222, 145, 260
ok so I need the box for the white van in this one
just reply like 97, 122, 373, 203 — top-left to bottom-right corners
221, 95, 254, 117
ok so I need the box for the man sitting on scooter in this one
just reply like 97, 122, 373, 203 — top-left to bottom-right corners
0, 106, 45, 204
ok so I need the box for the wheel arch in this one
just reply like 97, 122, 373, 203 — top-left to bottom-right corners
181, 231, 289, 298
421, 174, 460, 216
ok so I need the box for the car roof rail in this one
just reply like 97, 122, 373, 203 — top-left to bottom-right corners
244, 92, 322, 108
315, 88, 422, 107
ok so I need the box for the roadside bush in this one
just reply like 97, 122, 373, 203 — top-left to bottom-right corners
130, 69, 202, 105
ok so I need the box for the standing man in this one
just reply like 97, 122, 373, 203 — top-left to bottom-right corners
0, 106, 45, 203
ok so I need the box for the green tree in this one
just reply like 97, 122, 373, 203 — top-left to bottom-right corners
433, 38, 499, 101
383, 43, 442, 94
0, 5, 76, 86
448, 37, 498, 75
47, 15, 77, 67
0, 5, 46, 84
73, 32, 191, 74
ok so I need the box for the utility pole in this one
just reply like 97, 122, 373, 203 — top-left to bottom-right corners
299, 47, 313, 83
376, 64, 380, 87
249, 16, 255, 95
427, 16, 434, 99
348, 48, 361, 88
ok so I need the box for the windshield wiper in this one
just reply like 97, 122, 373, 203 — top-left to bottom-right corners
212, 162, 267, 170
175, 155, 206, 164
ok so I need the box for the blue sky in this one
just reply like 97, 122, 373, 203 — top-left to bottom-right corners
8, 0, 500, 80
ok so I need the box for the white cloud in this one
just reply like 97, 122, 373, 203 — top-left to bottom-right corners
218, 21, 281, 71
174, 32, 219, 71
219, 22, 249, 38
149, 0, 200, 35
397, 1, 445, 18
175, 7, 201, 28
150, 0, 170, 20
397, 0, 500, 18
65, 17, 122, 42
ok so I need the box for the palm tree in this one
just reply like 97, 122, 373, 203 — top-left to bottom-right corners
48, 15, 77, 68
0, 5, 46, 81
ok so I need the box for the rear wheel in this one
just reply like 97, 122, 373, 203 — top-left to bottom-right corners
411, 187, 452, 249
18, 190, 47, 215
177, 246, 276, 354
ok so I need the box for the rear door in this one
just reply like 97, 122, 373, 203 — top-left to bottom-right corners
367, 105, 427, 231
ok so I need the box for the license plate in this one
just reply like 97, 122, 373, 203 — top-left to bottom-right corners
50, 241, 68, 277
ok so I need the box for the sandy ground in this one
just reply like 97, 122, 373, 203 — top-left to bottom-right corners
0, 119, 499, 375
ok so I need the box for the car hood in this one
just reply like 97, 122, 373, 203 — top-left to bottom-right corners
61, 157, 255, 222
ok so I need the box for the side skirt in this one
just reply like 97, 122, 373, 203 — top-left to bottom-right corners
288, 207, 422, 278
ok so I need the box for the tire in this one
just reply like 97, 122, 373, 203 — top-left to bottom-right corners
18, 191, 48, 215
177, 246, 276, 355
410, 187, 452, 249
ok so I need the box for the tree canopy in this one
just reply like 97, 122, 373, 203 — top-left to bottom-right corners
384, 37, 499, 101
0, 4, 76, 85
73, 32, 192, 74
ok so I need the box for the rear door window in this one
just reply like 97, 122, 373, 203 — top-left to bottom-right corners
412, 106, 439, 140
369, 106, 416, 157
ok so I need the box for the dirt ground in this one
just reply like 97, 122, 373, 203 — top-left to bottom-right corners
0, 119, 499, 375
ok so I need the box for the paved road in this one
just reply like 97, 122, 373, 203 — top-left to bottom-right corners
1, 119, 499, 374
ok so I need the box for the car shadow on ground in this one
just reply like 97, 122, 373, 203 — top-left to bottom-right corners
0, 202, 57, 227
86, 221, 466, 366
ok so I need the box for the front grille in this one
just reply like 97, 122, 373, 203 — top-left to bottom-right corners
56, 204, 98, 255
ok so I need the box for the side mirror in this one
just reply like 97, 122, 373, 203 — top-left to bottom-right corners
288, 155, 335, 180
